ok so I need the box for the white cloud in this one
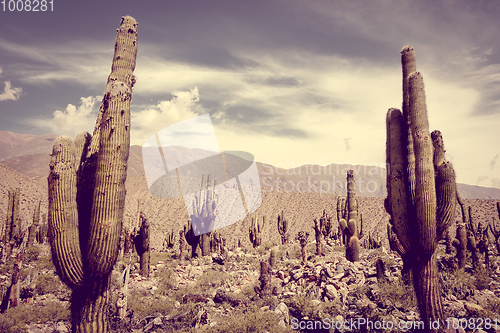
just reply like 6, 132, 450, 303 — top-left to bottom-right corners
0, 67, 22, 101
0, 80, 22, 101
31, 96, 99, 137
131, 87, 204, 146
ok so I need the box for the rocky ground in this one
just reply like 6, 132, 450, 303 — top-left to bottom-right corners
1, 235, 500, 333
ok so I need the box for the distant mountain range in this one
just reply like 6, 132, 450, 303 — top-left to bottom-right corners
1, 131, 499, 250
1, 130, 500, 199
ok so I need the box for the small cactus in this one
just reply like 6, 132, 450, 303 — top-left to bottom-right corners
277, 210, 289, 245
179, 229, 186, 262
254, 261, 271, 297
313, 212, 326, 256
165, 229, 175, 249
27, 200, 41, 248
184, 220, 200, 258
249, 214, 266, 248
269, 246, 278, 268
296, 231, 309, 264
488, 204, 500, 255
134, 212, 150, 277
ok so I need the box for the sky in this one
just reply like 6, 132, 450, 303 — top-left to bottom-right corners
0, 0, 499, 189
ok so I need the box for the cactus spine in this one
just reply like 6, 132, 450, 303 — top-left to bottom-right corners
277, 210, 289, 245
385, 46, 457, 332
47, 16, 137, 332
249, 214, 265, 248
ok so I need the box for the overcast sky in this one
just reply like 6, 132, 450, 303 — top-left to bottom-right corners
1, 0, 499, 189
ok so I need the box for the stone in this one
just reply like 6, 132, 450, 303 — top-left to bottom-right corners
325, 285, 338, 299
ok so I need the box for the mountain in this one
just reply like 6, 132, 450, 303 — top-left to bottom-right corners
0, 131, 58, 162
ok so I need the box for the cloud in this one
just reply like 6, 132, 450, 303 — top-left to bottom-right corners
0, 67, 22, 101
0, 80, 22, 101
31, 96, 99, 137
130, 87, 204, 146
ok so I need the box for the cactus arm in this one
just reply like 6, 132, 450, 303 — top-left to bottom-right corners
401, 46, 417, 206
408, 71, 438, 257
386, 108, 412, 252
48, 136, 84, 288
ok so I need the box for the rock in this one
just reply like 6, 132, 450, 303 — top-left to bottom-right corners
325, 285, 338, 299
464, 302, 484, 316
153, 317, 162, 326
55, 322, 69, 333
275, 302, 290, 328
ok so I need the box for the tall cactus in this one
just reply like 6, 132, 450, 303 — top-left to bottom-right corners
337, 170, 363, 262
47, 16, 137, 332
385, 46, 457, 332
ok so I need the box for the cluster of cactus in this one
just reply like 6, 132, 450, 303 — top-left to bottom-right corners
47, 16, 138, 332
249, 213, 266, 248
365, 232, 382, 250
296, 231, 309, 263
337, 170, 364, 262
453, 197, 490, 269
277, 210, 289, 245
190, 173, 218, 256
385, 45, 458, 331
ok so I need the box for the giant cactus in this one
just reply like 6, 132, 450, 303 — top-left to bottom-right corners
385, 46, 457, 332
47, 16, 137, 332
